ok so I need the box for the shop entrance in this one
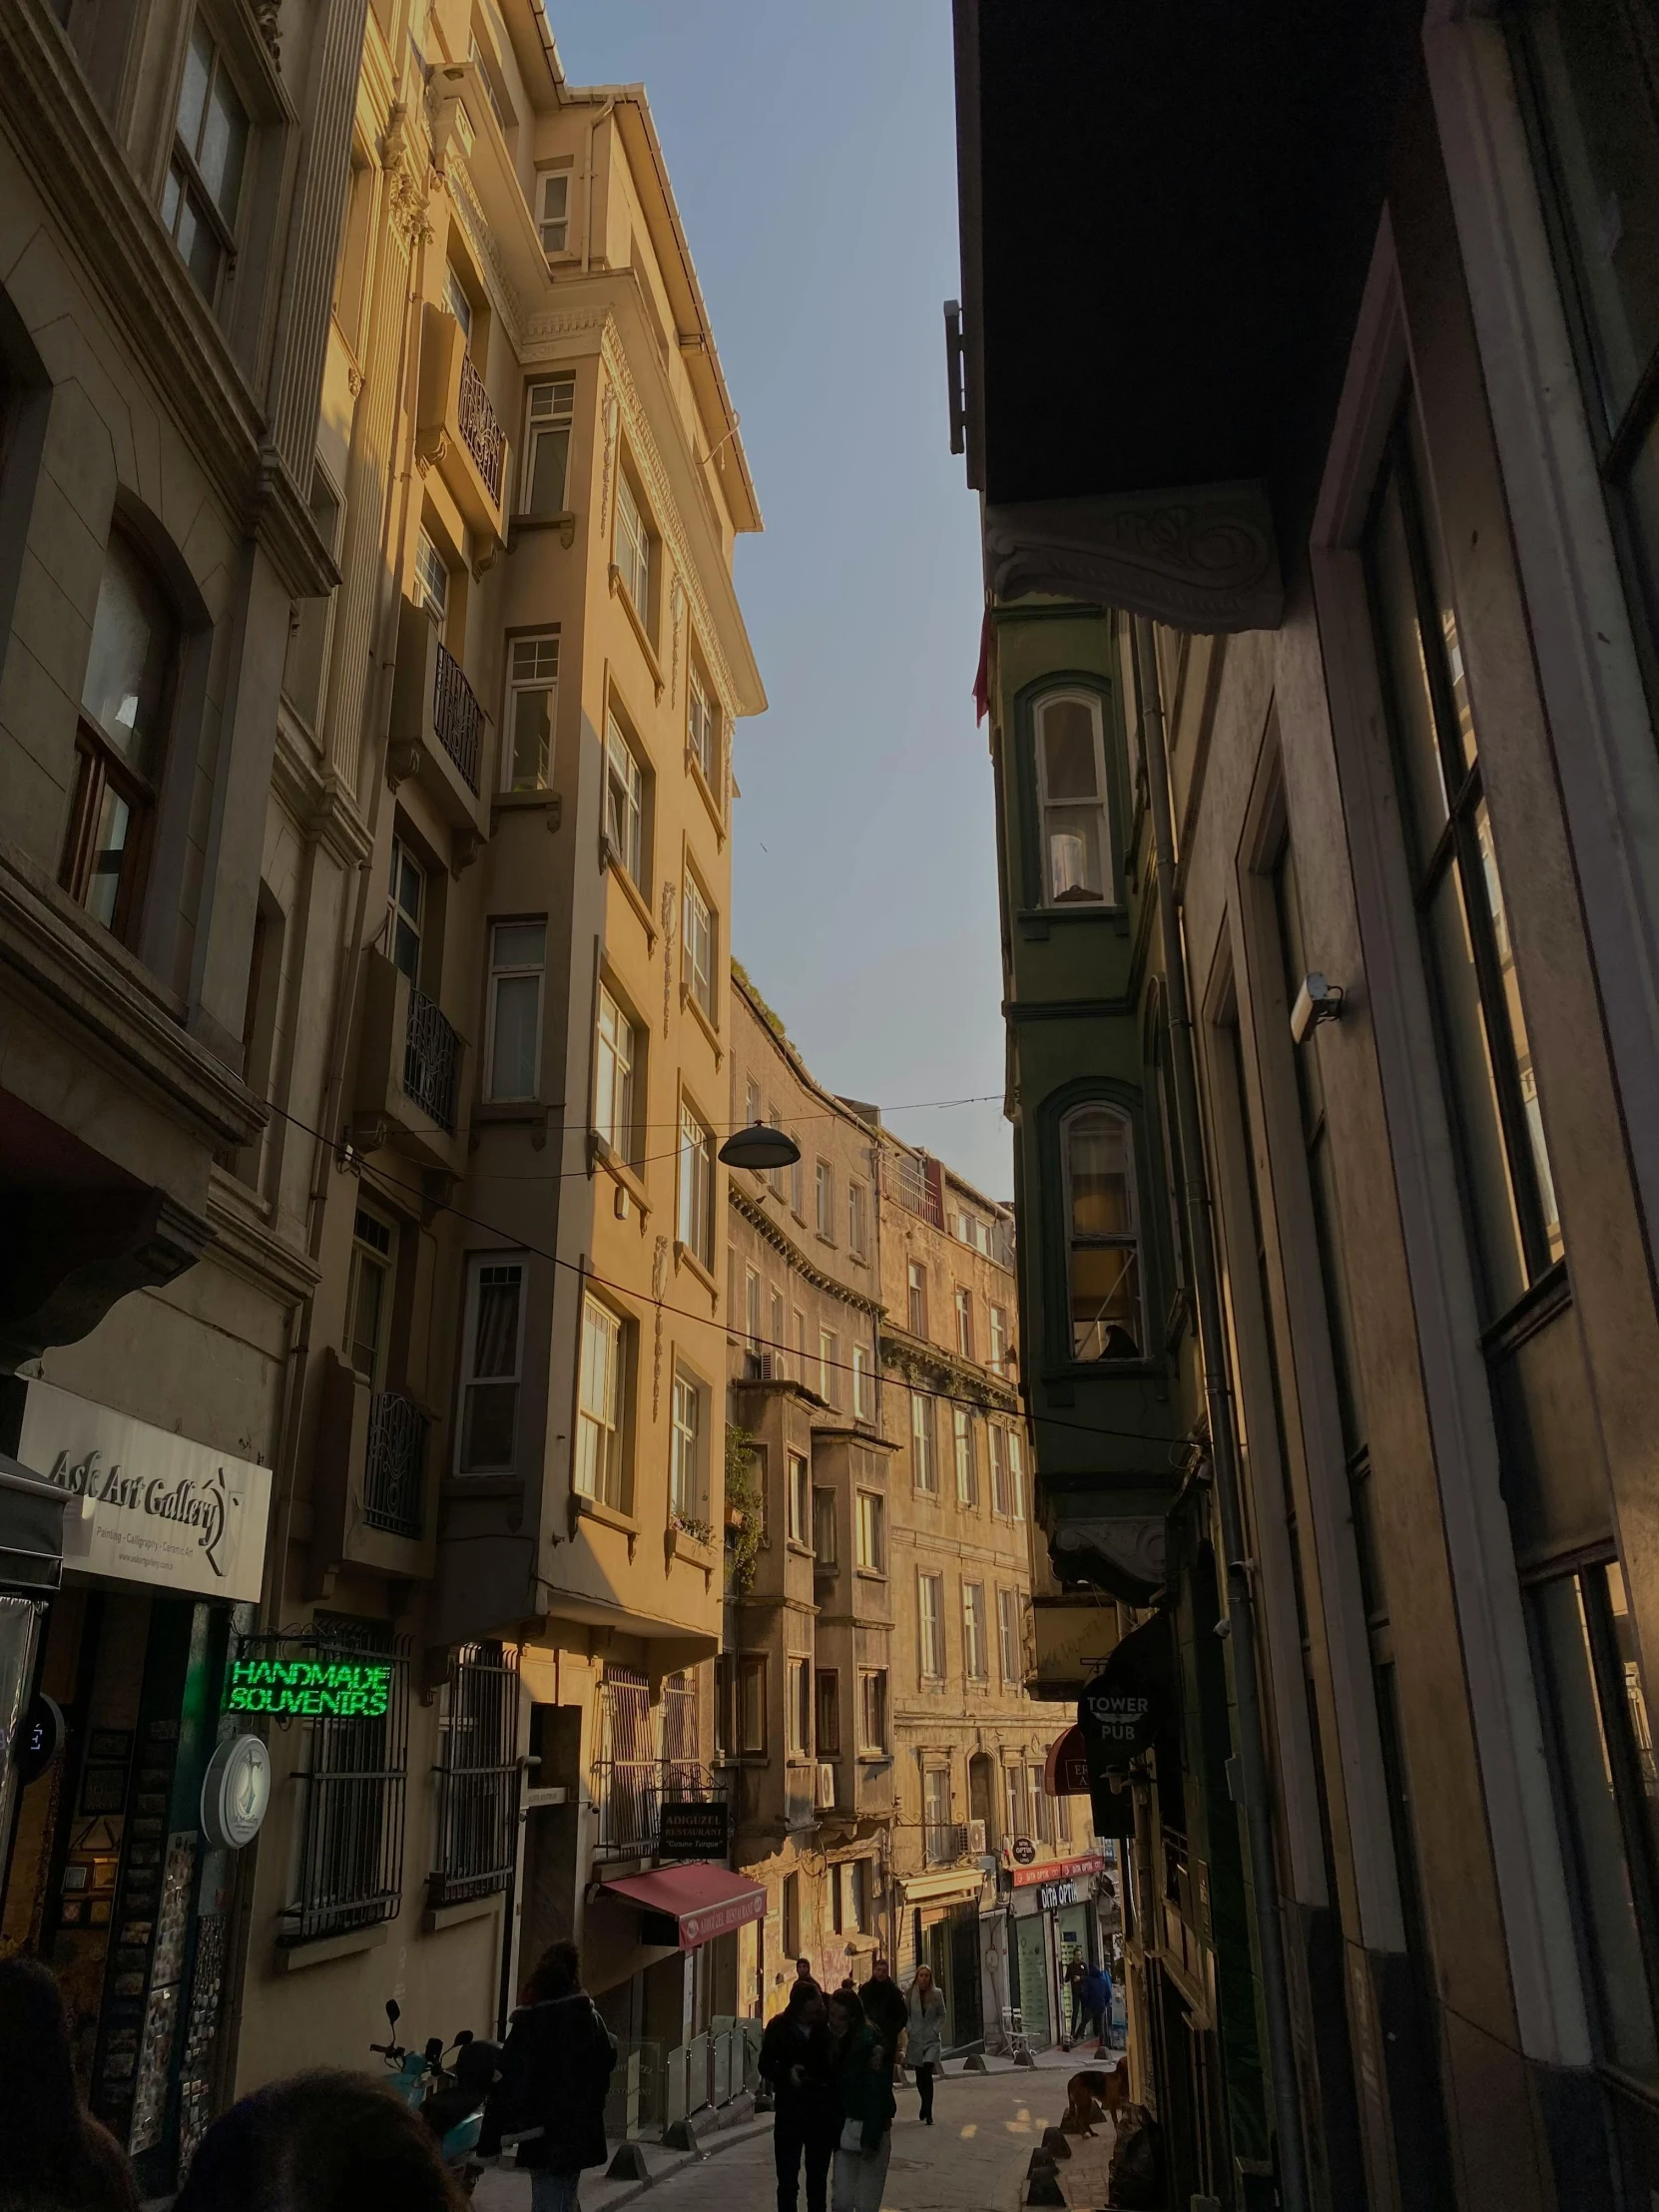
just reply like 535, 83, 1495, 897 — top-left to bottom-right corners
918, 1899, 984, 2047
1011, 1910, 1051, 2047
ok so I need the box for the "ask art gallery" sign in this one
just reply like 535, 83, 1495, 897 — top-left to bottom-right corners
20, 1381, 271, 1603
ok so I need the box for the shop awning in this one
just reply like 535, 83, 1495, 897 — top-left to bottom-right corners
900, 1867, 987, 1907
599, 1864, 766, 1952
0, 1451, 67, 1591
1043, 1724, 1090, 1800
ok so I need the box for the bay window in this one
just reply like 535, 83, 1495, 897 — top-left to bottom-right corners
604, 712, 645, 885
594, 983, 638, 1160
576, 1297, 625, 1507
1062, 1103, 1144, 1361
678, 1103, 715, 1267
164, 17, 249, 304
1035, 689, 1113, 906
459, 1257, 526, 1473
505, 633, 558, 791
523, 377, 574, 513
485, 920, 545, 1101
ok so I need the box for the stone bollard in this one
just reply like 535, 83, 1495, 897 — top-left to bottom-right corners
962, 2052, 989, 2072
606, 2142, 653, 2182
1039, 2127, 1072, 2161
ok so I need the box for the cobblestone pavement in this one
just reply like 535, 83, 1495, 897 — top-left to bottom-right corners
474, 2051, 1103, 2212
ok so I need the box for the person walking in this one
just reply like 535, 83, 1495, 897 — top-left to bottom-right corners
759, 1981, 839, 2212
1063, 1958, 1086, 2047
0, 1957, 139, 2212
903, 1966, 946, 2126
827, 1988, 895, 2212
1098, 1957, 1117, 2051
1077, 1960, 1106, 2052
477, 1940, 617, 2212
794, 1956, 822, 1999
858, 1955, 909, 2079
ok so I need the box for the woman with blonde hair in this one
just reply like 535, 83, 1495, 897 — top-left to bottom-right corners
904, 1964, 946, 2126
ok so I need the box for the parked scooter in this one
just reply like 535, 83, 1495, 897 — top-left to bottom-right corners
369, 1997, 502, 2196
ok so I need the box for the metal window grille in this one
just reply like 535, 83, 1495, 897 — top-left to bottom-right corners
364, 1389, 428, 1537
432, 640, 482, 793
431, 1641, 521, 1907
593, 1667, 654, 1857
278, 1619, 410, 1945
404, 983, 462, 1131
456, 348, 506, 503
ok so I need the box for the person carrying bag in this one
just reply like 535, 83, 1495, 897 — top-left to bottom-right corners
903, 1967, 945, 2125
827, 1989, 895, 2212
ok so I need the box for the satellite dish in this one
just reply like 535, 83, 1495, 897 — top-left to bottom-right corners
718, 1121, 801, 1171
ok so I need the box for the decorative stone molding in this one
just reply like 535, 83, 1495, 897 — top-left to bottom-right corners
520, 305, 608, 350
983, 480, 1284, 635
660, 877, 677, 1038
731, 1188, 885, 1319
670, 573, 686, 709
386, 742, 424, 793
252, 0, 280, 60
444, 153, 527, 338
599, 379, 620, 553
449, 830, 481, 877
651, 1235, 670, 1418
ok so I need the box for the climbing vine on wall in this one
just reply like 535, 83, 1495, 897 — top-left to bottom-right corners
725, 1422, 763, 1596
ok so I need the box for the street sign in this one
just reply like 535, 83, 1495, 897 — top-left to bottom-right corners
657, 1799, 730, 1862
1011, 1836, 1037, 1866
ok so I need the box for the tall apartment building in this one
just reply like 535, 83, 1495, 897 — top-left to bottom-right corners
874, 1135, 1093, 2052
952, 4, 1659, 2207
0, 0, 763, 2169
722, 968, 892, 2009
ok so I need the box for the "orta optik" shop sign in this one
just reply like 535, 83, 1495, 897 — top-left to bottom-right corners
20, 1381, 271, 1603
224, 1656, 392, 1720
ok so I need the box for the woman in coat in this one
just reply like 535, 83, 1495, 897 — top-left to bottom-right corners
827, 1988, 895, 2212
477, 1941, 617, 2212
903, 1966, 946, 2125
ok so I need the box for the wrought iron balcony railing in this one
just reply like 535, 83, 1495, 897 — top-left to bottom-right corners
590, 1759, 726, 1862
403, 985, 462, 1133
364, 1389, 428, 1538
456, 350, 506, 505
432, 641, 482, 795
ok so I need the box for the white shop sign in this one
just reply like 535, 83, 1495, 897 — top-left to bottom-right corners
20, 1382, 271, 1603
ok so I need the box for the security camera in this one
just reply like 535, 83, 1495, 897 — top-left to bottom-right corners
1290, 972, 1345, 1046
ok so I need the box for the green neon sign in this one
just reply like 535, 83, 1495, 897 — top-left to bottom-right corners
224, 1657, 391, 1720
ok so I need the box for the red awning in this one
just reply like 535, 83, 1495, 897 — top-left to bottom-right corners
599, 1864, 767, 1952
1044, 1723, 1090, 1799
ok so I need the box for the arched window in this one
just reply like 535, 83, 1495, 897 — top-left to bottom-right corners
62, 529, 179, 943
1035, 690, 1112, 906
1062, 1104, 1142, 1361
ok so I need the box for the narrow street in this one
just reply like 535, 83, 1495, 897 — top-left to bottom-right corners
474, 2055, 1096, 2212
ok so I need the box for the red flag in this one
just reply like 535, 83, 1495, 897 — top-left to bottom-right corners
972, 611, 990, 725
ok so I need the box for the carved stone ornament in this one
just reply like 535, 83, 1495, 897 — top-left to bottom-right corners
983, 479, 1284, 635
651, 1235, 670, 1418
386, 742, 423, 794
599, 383, 619, 548
1051, 1513, 1168, 1603
660, 878, 677, 1038
252, 0, 280, 59
670, 574, 686, 708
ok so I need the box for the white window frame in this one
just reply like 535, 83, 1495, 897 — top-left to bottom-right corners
787, 1656, 811, 1757
854, 1489, 884, 1575
537, 167, 571, 256
816, 1160, 834, 1239
457, 1253, 527, 1474
1009, 1426, 1026, 1521
683, 872, 717, 1020
688, 660, 720, 791
1062, 1101, 1145, 1362
911, 1389, 935, 1493
963, 1582, 987, 1682
604, 711, 645, 885
819, 1328, 840, 1407
953, 1405, 977, 1508
670, 1369, 705, 1525
906, 1261, 927, 1337
504, 631, 559, 792
918, 1571, 945, 1681
997, 1587, 1021, 1685
858, 1668, 887, 1753
852, 1344, 871, 1421
1034, 687, 1115, 907
595, 981, 637, 1161
848, 1181, 867, 1258
990, 1423, 1011, 1516
955, 1286, 974, 1360
677, 1101, 715, 1268
484, 918, 546, 1102
813, 1484, 836, 1565
613, 463, 652, 625
414, 529, 450, 627
522, 376, 575, 514
989, 1304, 1007, 1375
787, 1452, 810, 1547
576, 1296, 626, 1507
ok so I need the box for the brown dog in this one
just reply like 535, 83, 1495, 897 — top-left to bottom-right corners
1063, 2057, 1130, 2137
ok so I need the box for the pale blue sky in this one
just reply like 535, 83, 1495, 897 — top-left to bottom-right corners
550, 2, 1010, 1199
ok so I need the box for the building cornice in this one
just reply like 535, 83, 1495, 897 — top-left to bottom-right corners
880, 1324, 1020, 1412
729, 1184, 884, 1318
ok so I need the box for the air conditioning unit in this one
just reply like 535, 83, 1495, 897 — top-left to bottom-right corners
816, 1761, 837, 1810
966, 1819, 988, 1856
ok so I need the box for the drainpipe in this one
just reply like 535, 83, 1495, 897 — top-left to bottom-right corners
583, 98, 617, 273
1133, 617, 1310, 2212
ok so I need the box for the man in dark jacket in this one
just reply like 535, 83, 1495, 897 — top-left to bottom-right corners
479, 1940, 617, 2212
759, 1981, 838, 2212
859, 1958, 909, 2077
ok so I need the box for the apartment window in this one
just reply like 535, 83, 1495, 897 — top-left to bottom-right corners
953, 1406, 978, 1509
444, 264, 474, 348
537, 169, 570, 255
1008, 1427, 1026, 1521
816, 1161, 834, 1238
683, 874, 716, 1021
1515, 5, 1659, 656
787, 1658, 811, 1757
858, 1669, 888, 1753
346, 1206, 395, 1386
414, 529, 450, 627
746, 1076, 762, 1128
281, 1619, 408, 1944
576, 1297, 625, 1507
485, 920, 545, 1101
744, 1267, 762, 1375
739, 1655, 767, 1754
833, 1859, 865, 1935
1030, 1763, 1054, 1846
918, 1571, 945, 1679
604, 712, 645, 885
911, 1390, 936, 1493
989, 1305, 1007, 1375
906, 1261, 927, 1337
855, 1491, 884, 1574
1063, 1103, 1143, 1361
388, 835, 424, 983
963, 1583, 988, 1682
816, 1670, 840, 1757
613, 465, 652, 625
1035, 689, 1112, 905
594, 983, 638, 1159
794, 1308, 808, 1377
819, 1329, 840, 1408
688, 662, 720, 790
520, 376, 576, 516
458, 1257, 526, 1472
788, 1453, 810, 1547
504, 633, 558, 791
997, 1588, 1021, 1686
990, 1424, 1011, 1517
955, 1287, 974, 1360
782, 1868, 799, 1953
431, 1641, 519, 1907
769, 1101, 788, 1197
791, 1151, 806, 1218
164, 17, 249, 303
670, 1372, 705, 1524
63, 532, 179, 943
923, 1766, 953, 1863
848, 1182, 867, 1258
852, 1346, 872, 1420
678, 1104, 715, 1268
1366, 404, 1563, 1317
770, 1289, 787, 1371
813, 1485, 837, 1565
1003, 1765, 1022, 1845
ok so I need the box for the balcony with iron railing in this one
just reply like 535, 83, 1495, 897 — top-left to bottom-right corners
352, 949, 469, 1177
403, 984, 463, 1135
456, 349, 506, 507
432, 641, 482, 795
311, 1351, 436, 1583
363, 1389, 428, 1538
590, 1758, 727, 1863
415, 304, 510, 546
